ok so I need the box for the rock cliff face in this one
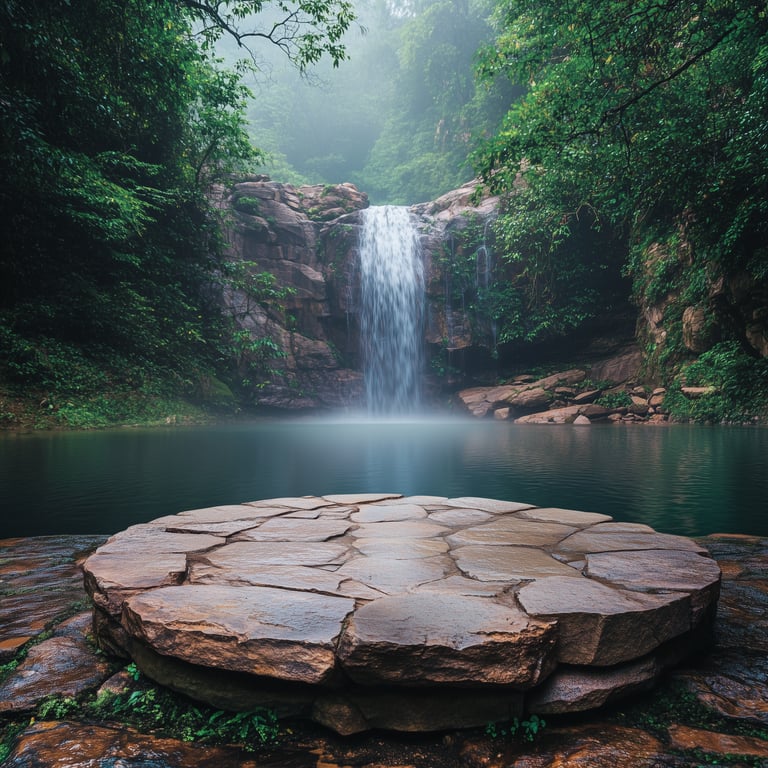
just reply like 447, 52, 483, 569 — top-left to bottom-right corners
216, 179, 368, 410
634, 220, 768, 378
216, 178, 502, 410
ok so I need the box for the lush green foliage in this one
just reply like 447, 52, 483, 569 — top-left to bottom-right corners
664, 341, 768, 423
473, 0, 768, 357
88, 685, 279, 749
357, 0, 520, 203
485, 714, 546, 742
0, 722, 25, 764
0, 0, 355, 426
29, 662, 279, 751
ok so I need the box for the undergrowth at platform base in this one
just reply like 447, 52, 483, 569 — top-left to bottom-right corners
609, 678, 768, 766
32, 664, 280, 752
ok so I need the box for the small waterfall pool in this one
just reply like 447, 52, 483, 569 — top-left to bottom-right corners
359, 206, 424, 414
2, 419, 767, 538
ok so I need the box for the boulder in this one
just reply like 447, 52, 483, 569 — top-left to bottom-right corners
682, 305, 717, 353
0, 635, 111, 713
573, 389, 601, 404
589, 347, 643, 383
505, 387, 552, 410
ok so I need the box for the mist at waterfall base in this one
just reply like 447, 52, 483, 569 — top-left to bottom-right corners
2, 419, 767, 539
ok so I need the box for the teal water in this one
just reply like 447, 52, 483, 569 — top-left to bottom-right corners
0, 418, 766, 538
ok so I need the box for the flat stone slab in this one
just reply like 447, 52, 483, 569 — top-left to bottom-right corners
337, 593, 556, 687
121, 584, 355, 685
83, 494, 721, 734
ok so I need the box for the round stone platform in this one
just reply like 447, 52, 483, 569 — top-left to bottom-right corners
83, 494, 721, 734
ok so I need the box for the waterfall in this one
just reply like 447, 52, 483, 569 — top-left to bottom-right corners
475, 218, 498, 355
359, 206, 424, 414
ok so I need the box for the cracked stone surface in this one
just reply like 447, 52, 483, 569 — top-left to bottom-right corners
82, 494, 721, 734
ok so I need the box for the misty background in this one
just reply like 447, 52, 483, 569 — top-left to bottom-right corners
217, 0, 522, 204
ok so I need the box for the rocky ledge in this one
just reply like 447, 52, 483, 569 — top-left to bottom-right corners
82, 494, 720, 735
1, 531, 767, 767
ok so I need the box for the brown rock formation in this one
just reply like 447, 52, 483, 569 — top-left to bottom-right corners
81, 495, 721, 734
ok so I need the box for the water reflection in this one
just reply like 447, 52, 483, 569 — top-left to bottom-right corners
1, 418, 766, 538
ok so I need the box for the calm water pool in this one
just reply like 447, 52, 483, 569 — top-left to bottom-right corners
1, 417, 766, 538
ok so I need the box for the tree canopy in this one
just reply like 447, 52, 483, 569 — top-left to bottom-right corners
472, 0, 768, 347
0, 0, 355, 425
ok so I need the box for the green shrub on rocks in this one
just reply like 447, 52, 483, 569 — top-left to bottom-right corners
87, 674, 279, 750
0, 722, 25, 764
485, 714, 546, 743
665, 342, 768, 424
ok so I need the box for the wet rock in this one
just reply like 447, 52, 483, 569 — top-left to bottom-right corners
0, 535, 107, 658
526, 656, 662, 714
0, 635, 111, 713
351, 537, 449, 559
453, 546, 581, 582
517, 575, 691, 665
559, 525, 708, 554
446, 516, 576, 548
517, 507, 612, 526
337, 553, 452, 594
584, 548, 721, 623
336, 593, 557, 687
667, 724, 768, 760
484, 724, 678, 768
351, 503, 427, 523
231, 517, 352, 542
126, 639, 316, 717
2, 720, 261, 767
313, 687, 524, 735
122, 584, 355, 684
712, 578, 768, 653
676, 653, 768, 726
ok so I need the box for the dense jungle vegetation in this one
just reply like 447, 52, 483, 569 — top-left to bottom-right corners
0, 0, 353, 426
1, 0, 767, 426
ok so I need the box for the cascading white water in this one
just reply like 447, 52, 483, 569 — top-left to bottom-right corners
359, 206, 424, 414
